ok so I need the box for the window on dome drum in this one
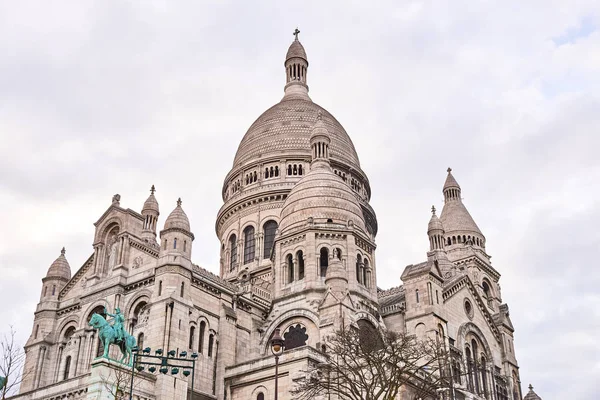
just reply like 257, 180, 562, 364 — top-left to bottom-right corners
137, 333, 144, 351
257, 393, 265, 400
243, 226, 256, 264
356, 254, 362, 283
363, 259, 369, 287
199, 321, 206, 353
174, 237, 177, 249
320, 247, 329, 277
283, 324, 308, 350
297, 250, 304, 280
208, 334, 214, 357
263, 221, 278, 259
286, 254, 294, 283
229, 234, 237, 271
52, 285, 56, 295
63, 356, 71, 381
184, 240, 187, 252
189, 326, 195, 350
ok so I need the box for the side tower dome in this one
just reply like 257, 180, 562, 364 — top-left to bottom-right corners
440, 168, 486, 250
141, 185, 160, 242
160, 198, 194, 259
427, 205, 445, 251
41, 247, 71, 301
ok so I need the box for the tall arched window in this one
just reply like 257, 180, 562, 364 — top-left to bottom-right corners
466, 347, 474, 391
158, 281, 162, 296
481, 355, 488, 398
263, 221, 278, 259
189, 326, 195, 350
356, 254, 362, 283
180, 282, 185, 297
319, 247, 329, 277
287, 254, 294, 284
229, 234, 237, 271
297, 251, 304, 280
137, 332, 144, 351
416, 289, 420, 303
243, 226, 256, 264
257, 393, 265, 400
472, 339, 480, 394
208, 334, 214, 357
199, 321, 206, 354
363, 258, 369, 287
63, 356, 71, 381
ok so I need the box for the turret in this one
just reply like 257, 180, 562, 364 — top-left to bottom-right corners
159, 198, 194, 259
427, 205, 444, 251
283, 28, 310, 100
41, 247, 71, 302
141, 185, 160, 242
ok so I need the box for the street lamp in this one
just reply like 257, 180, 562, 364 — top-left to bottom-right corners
270, 328, 285, 400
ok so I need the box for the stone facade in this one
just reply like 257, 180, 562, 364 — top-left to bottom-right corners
15, 36, 526, 400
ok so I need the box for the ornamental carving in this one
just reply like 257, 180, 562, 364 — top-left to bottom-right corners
283, 324, 308, 350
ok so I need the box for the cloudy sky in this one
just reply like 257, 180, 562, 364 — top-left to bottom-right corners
0, 1, 599, 398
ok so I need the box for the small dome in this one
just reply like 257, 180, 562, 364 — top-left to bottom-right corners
142, 185, 159, 214
443, 167, 460, 191
164, 198, 191, 231
46, 247, 71, 280
286, 39, 307, 62
428, 207, 444, 233
523, 384, 542, 400
279, 167, 366, 234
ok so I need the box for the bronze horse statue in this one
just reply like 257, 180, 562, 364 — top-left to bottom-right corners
88, 313, 136, 364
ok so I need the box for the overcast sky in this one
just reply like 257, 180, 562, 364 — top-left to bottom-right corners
0, 1, 599, 398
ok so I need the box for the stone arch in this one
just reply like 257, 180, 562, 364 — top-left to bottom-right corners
251, 385, 269, 400
353, 311, 381, 330
457, 322, 493, 360
80, 300, 111, 329
259, 309, 320, 354
123, 290, 152, 317
56, 317, 80, 339
94, 216, 123, 244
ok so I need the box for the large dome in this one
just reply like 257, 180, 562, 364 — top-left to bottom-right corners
279, 165, 366, 234
232, 98, 361, 169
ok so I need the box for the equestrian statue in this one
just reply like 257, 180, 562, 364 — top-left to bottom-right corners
0, 375, 7, 392
88, 307, 136, 365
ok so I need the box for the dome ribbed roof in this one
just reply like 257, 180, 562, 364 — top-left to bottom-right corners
142, 192, 159, 214
523, 384, 542, 400
232, 99, 360, 169
286, 40, 307, 61
164, 199, 190, 231
428, 208, 444, 232
439, 200, 482, 236
46, 248, 71, 280
443, 168, 460, 190
280, 166, 366, 234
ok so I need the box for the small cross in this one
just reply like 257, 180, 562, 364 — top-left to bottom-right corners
431, 205, 436, 215
529, 384, 533, 391
150, 185, 156, 195
293, 28, 300, 41
447, 167, 452, 173
177, 198, 182, 207
61, 247, 66, 255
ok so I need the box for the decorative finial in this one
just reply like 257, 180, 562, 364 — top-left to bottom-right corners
177, 198, 182, 207
529, 384, 533, 390
447, 167, 452, 173
61, 247, 66, 255
431, 205, 436, 215
150, 185, 156, 195
293, 27, 300, 41
112, 194, 121, 205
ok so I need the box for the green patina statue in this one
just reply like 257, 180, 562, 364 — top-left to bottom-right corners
0, 375, 7, 391
88, 308, 136, 364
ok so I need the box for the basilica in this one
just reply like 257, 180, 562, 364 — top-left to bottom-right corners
14, 35, 538, 400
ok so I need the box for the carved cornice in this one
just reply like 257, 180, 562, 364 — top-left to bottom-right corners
57, 303, 81, 317
129, 239, 159, 258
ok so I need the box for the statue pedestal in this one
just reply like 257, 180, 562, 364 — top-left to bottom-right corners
86, 357, 156, 400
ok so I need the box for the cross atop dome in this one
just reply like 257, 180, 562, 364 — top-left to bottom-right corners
150, 184, 156, 195
293, 27, 300, 41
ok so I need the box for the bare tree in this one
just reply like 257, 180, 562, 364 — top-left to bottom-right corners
100, 364, 139, 400
292, 327, 466, 400
0, 326, 28, 400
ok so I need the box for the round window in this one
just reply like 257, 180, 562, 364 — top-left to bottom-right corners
464, 299, 474, 320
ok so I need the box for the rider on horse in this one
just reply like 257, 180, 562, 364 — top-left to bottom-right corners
105, 307, 126, 343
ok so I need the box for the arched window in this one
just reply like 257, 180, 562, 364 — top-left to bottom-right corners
335, 248, 342, 260
253, 171, 257, 182
34, 325, 39, 339
158, 281, 162, 296
356, 254, 362, 283
416, 289, 420, 303
293, 164, 298, 175
358, 320, 382, 352
287, 165, 292, 175
63, 356, 71, 381
63, 326, 75, 343
174, 237, 177, 249
265, 167, 269, 178
297, 251, 304, 280
229, 234, 237, 271
263, 221, 278, 259
319, 247, 329, 277
199, 321, 206, 354
243, 226, 256, 264
298, 165, 303, 175
283, 324, 309, 350
52, 285, 56, 296
208, 334, 214, 357
287, 254, 294, 283
137, 332, 144, 351
447, 237, 451, 246
452, 236, 456, 244
472, 339, 480, 393
482, 280, 491, 298
43, 286, 47, 297
481, 355, 488, 398
466, 347, 474, 391
363, 258, 369, 287
275, 166, 279, 177
189, 326, 195, 350
180, 282, 185, 297
257, 393, 265, 400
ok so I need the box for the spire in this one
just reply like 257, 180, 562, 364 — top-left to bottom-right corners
443, 167, 461, 202
283, 28, 310, 100
61, 247, 66, 256
310, 110, 331, 169
524, 384, 543, 400
142, 185, 160, 239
